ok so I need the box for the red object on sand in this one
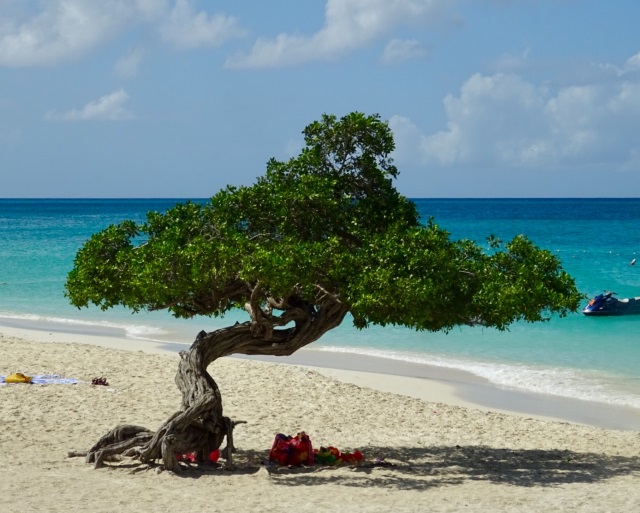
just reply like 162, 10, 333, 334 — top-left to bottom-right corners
269, 432, 314, 466
177, 449, 220, 463
314, 446, 364, 465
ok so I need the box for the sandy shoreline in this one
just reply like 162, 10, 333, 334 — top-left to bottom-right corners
2, 326, 640, 512
3, 322, 640, 430
238, 351, 640, 431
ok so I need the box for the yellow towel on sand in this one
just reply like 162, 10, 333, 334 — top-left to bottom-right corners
5, 373, 32, 384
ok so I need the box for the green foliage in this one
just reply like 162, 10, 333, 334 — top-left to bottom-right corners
66, 112, 582, 333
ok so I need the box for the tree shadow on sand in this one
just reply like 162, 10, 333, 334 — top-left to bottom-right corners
248, 444, 640, 491
102, 444, 640, 491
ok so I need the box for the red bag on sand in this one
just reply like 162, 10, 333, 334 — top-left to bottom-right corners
269, 432, 314, 466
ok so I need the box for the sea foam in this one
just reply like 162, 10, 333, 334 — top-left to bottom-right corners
317, 345, 640, 410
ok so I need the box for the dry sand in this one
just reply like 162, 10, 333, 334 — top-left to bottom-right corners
1, 328, 640, 513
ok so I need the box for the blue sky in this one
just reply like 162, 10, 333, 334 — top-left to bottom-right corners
2, 0, 640, 198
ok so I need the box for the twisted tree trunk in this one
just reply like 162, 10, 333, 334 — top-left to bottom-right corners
78, 298, 348, 473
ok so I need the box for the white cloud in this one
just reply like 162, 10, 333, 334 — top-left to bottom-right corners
0, 1, 244, 67
159, 0, 245, 49
46, 89, 134, 121
627, 52, 640, 70
393, 56, 640, 171
596, 50, 640, 79
381, 39, 427, 64
115, 47, 145, 78
423, 73, 548, 166
0, 1, 131, 67
226, 0, 448, 69
490, 47, 531, 72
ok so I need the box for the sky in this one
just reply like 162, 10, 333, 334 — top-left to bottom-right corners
2, 0, 640, 198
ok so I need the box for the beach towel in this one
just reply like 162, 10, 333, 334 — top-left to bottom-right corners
0, 374, 80, 386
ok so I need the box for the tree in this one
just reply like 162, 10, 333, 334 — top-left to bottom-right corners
65, 112, 582, 472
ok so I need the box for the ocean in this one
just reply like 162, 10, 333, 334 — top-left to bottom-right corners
2, 198, 640, 411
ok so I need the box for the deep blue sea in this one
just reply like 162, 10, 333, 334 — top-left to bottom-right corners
2, 198, 640, 411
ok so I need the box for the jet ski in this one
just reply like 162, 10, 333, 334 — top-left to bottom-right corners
582, 291, 640, 316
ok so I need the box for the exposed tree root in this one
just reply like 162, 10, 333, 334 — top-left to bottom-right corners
73, 299, 347, 473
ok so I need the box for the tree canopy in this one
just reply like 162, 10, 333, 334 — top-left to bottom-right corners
65, 112, 583, 472
66, 112, 581, 339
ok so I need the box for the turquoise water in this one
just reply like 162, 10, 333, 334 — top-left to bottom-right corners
2, 198, 640, 409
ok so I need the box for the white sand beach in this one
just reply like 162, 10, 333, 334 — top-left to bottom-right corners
1, 325, 640, 513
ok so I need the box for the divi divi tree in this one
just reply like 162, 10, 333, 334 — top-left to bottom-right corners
65, 112, 582, 472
